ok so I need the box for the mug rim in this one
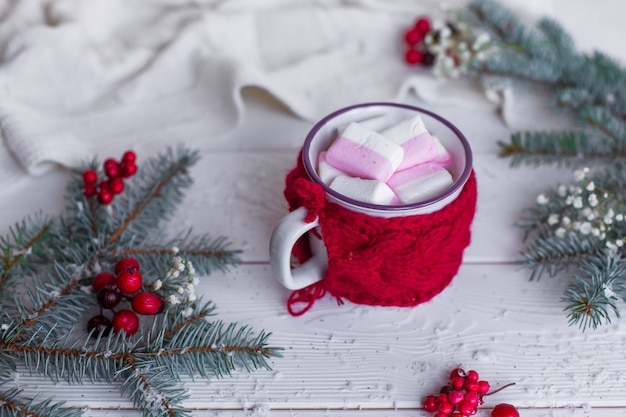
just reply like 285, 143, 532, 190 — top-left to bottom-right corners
302, 102, 474, 213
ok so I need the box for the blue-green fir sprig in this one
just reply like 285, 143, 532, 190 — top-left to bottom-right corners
446, 0, 626, 331
460, 0, 626, 168
0, 145, 281, 417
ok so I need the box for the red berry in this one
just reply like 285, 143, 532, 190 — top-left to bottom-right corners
121, 161, 137, 177
451, 376, 465, 390
109, 177, 125, 195
464, 380, 480, 392
97, 189, 113, 205
423, 396, 438, 412
87, 315, 112, 337
97, 287, 122, 309
437, 393, 448, 404
477, 380, 491, 394
449, 368, 466, 380
122, 151, 136, 163
104, 159, 120, 178
84, 183, 97, 197
403, 28, 423, 45
457, 401, 476, 416
466, 370, 480, 382
404, 48, 423, 65
451, 414, 462, 417
82, 169, 98, 184
434, 413, 448, 417
131, 292, 163, 315
464, 391, 480, 406
92, 272, 117, 293
491, 404, 519, 417
112, 309, 139, 335
114, 257, 140, 275
415, 17, 431, 34
438, 402, 453, 415
117, 269, 143, 294
448, 390, 464, 405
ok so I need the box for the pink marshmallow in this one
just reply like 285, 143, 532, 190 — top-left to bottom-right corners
317, 151, 347, 185
387, 162, 454, 204
380, 115, 440, 170
325, 122, 404, 182
329, 175, 397, 205
432, 135, 452, 166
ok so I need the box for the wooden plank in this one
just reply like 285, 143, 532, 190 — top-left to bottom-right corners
6, 264, 626, 411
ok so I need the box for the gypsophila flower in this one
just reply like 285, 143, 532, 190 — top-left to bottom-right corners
580, 222, 592, 235
182, 307, 193, 317
166, 295, 181, 305
586, 181, 595, 192
171, 246, 179, 254
176, 287, 185, 295
1, 323, 9, 331
557, 185, 567, 197
617, 214, 624, 221
150, 279, 162, 291
603, 283, 617, 299
573, 196, 583, 209
187, 293, 197, 302
588, 194, 598, 207
190, 276, 199, 286
537, 194, 549, 205
555, 228, 566, 238
548, 214, 559, 225
562, 216, 571, 226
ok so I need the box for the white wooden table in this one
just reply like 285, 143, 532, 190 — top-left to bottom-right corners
2, 87, 625, 417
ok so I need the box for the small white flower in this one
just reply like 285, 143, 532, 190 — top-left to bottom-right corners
588, 194, 598, 207
573, 196, 583, 209
616, 214, 624, 221
580, 222, 592, 235
616, 239, 624, 248
561, 216, 571, 226
184, 283, 195, 293
190, 277, 199, 286
606, 241, 617, 251
574, 169, 586, 181
166, 295, 181, 305
150, 279, 162, 291
182, 307, 193, 317
592, 228, 601, 237
1, 324, 9, 331
557, 185, 567, 197
586, 213, 596, 221
186, 262, 195, 276
586, 181, 595, 191
555, 228, 567, 238
573, 186, 583, 195
171, 246, 180, 254
166, 269, 180, 279
547, 214, 559, 225
537, 194, 549, 205
176, 287, 185, 295
566, 196, 574, 205
187, 293, 197, 302
604, 215, 614, 225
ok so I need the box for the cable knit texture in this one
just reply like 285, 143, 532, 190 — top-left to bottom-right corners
284, 154, 477, 315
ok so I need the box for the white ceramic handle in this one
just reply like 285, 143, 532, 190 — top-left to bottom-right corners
269, 206, 328, 290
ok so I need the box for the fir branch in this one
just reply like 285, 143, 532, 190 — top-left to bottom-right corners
562, 252, 626, 330
0, 389, 85, 417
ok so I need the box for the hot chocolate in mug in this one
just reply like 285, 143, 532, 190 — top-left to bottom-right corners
270, 102, 476, 314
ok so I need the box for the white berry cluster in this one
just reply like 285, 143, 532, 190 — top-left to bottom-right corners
150, 247, 199, 316
424, 20, 492, 78
536, 168, 626, 250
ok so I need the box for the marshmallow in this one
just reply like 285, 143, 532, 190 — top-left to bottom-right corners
432, 135, 452, 166
387, 162, 454, 204
329, 175, 397, 205
380, 115, 439, 170
317, 151, 346, 185
325, 122, 404, 182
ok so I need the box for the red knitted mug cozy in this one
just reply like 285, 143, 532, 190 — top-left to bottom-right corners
283, 153, 478, 316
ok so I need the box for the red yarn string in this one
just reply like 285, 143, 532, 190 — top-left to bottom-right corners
283, 153, 477, 315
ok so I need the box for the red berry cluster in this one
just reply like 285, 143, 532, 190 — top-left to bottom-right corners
402, 16, 435, 66
423, 368, 518, 417
82, 151, 138, 205
87, 257, 163, 337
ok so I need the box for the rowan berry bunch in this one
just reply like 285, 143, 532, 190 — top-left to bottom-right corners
87, 256, 163, 336
82, 150, 138, 205
423, 368, 517, 417
402, 15, 492, 77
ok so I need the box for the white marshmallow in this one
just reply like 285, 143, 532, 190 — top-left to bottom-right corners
329, 175, 397, 205
317, 151, 346, 185
380, 115, 440, 170
325, 122, 404, 182
387, 162, 454, 204
432, 135, 452, 166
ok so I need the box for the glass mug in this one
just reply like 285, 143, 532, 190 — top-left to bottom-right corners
270, 102, 473, 294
